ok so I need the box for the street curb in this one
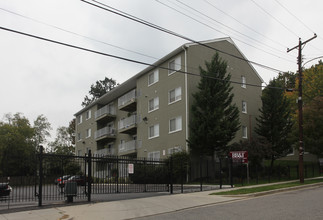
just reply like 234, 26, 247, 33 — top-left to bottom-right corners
219, 182, 323, 197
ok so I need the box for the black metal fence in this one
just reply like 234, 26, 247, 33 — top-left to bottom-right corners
1, 149, 322, 211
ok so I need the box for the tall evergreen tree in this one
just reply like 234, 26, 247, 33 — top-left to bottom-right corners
188, 53, 240, 157
255, 78, 293, 169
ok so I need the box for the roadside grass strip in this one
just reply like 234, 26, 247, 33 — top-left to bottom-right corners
211, 178, 323, 195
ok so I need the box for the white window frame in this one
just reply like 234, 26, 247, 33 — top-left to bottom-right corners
86, 110, 91, 120
242, 101, 247, 113
86, 128, 91, 138
77, 115, 83, 124
241, 76, 246, 88
148, 69, 159, 86
168, 56, 181, 75
242, 126, 248, 139
148, 151, 161, 161
148, 97, 159, 112
77, 132, 82, 142
148, 124, 160, 139
169, 116, 182, 133
168, 87, 182, 104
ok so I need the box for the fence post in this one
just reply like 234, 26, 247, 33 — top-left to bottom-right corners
87, 150, 92, 202
38, 145, 43, 207
200, 156, 203, 191
181, 159, 184, 193
144, 158, 147, 193
170, 156, 173, 194
219, 158, 222, 189
229, 158, 233, 188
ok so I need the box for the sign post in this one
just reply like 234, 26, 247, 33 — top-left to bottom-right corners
229, 151, 249, 184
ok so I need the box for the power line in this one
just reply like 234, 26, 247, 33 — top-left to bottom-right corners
0, 25, 286, 90
156, 0, 294, 63
0, 7, 158, 61
273, 0, 315, 34
203, 0, 288, 49
82, 0, 285, 73
250, 0, 299, 38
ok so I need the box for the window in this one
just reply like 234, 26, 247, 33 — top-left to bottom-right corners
148, 151, 161, 161
241, 76, 246, 88
148, 124, 159, 139
86, 128, 91, 138
148, 69, 159, 86
77, 150, 82, 156
242, 126, 248, 139
168, 56, 181, 75
148, 97, 159, 112
169, 87, 181, 104
86, 110, 91, 120
168, 146, 182, 155
242, 101, 247, 113
169, 116, 182, 133
77, 115, 83, 124
77, 133, 82, 141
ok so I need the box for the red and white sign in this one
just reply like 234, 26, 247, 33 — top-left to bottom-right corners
229, 151, 248, 163
128, 164, 134, 174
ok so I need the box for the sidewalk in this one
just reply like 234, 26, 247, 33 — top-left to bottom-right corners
1, 178, 322, 220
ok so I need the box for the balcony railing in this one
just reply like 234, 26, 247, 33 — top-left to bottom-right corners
94, 147, 115, 156
95, 105, 116, 119
119, 140, 142, 153
118, 114, 137, 130
94, 127, 116, 139
118, 89, 136, 112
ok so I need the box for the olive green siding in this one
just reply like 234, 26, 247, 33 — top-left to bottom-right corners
75, 38, 263, 159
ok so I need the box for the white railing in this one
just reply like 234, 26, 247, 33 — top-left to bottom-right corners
95, 104, 116, 119
118, 89, 136, 107
119, 140, 142, 153
118, 114, 137, 130
94, 126, 116, 139
94, 147, 115, 156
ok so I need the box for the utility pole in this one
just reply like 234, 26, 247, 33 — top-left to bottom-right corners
287, 34, 317, 183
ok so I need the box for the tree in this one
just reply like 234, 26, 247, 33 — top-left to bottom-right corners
33, 114, 52, 149
0, 113, 35, 176
282, 61, 323, 156
49, 126, 75, 155
229, 138, 272, 167
82, 77, 118, 107
188, 53, 240, 157
255, 78, 293, 170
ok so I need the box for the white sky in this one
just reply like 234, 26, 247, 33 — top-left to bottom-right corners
1, 0, 322, 142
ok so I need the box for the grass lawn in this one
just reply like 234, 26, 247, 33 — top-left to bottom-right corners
211, 178, 323, 195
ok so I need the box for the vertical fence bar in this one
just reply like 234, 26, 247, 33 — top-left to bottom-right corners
200, 156, 203, 191
181, 159, 184, 193
87, 150, 92, 202
170, 156, 173, 194
229, 158, 233, 188
219, 158, 222, 189
38, 146, 43, 207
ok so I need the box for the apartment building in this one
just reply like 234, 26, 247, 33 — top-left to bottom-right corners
74, 38, 263, 160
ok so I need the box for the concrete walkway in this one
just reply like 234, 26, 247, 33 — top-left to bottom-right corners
1, 178, 322, 220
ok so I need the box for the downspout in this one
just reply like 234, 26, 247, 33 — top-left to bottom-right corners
182, 45, 189, 153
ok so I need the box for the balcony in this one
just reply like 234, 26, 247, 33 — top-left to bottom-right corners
119, 140, 142, 156
118, 89, 136, 112
93, 147, 116, 156
95, 126, 116, 142
118, 115, 137, 135
95, 105, 116, 123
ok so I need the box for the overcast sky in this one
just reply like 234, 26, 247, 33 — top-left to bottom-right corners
1, 0, 322, 142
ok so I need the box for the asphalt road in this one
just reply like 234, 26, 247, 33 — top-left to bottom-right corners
137, 185, 323, 220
